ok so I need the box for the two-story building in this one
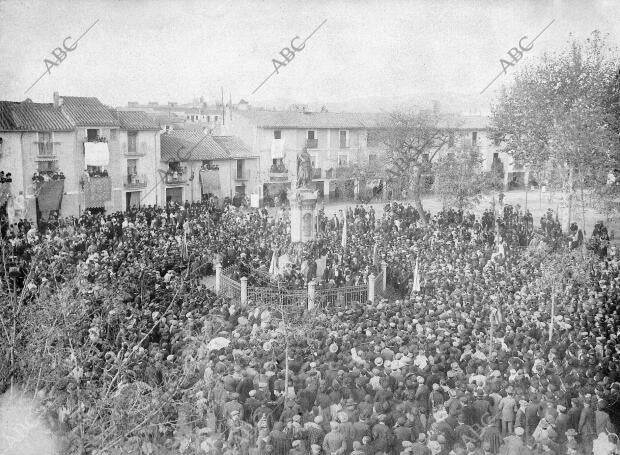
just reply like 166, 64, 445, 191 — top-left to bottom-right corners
229, 110, 375, 203
0, 94, 162, 222
0, 99, 75, 221
160, 130, 258, 204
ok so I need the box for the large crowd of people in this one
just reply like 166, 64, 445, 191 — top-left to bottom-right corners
0, 197, 618, 455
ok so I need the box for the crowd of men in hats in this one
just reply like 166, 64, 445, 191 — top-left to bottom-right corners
0, 196, 617, 455
197, 204, 618, 455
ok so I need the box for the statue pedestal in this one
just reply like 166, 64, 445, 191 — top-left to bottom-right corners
289, 187, 318, 243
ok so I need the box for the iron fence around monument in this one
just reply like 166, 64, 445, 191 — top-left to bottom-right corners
374, 269, 385, 297
220, 274, 241, 301
315, 285, 368, 309
248, 286, 308, 308
221, 265, 373, 308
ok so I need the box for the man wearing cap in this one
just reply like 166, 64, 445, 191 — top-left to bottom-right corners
224, 392, 244, 421
323, 421, 346, 455
337, 411, 355, 454
372, 414, 393, 454
411, 433, 431, 455
306, 415, 326, 447
554, 405, 568, 444
503, 427, 525, 455
578, 397, 596, 455
594, 400, 615, 435
394, 416, 414, 455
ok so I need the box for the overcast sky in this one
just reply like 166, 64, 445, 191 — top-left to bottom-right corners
0, 0, 618, 110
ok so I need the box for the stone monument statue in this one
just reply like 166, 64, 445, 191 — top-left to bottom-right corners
296, 148, 313, 189
289, 147, 318, 243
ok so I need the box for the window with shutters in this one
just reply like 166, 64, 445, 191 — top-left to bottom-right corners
37, 132, 53, 156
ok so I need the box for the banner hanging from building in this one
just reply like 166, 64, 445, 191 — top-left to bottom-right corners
36, 180, 64, 219
84, 142, 110, 166
199, 169, 221, 195
85, 176, 112, 209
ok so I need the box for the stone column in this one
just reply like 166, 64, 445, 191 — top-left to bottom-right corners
381, 261, 387, 291
215, 263, 222, 295
368, 273, 376, 304
307, 279, 316, 311
240, 277, 248, 305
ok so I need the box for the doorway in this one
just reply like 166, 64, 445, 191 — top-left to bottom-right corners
126, 191, 141, 211
166, 187, 183, 206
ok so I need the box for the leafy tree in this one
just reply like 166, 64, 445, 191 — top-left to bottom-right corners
376, 110, 460, 224
490, 31, 620, 225
433, 145, 485, 211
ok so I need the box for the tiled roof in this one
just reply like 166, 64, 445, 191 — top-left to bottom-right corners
237, 110, 368, 129
237, 110, 490, 130
0, 101, 20, 131
145, 111, 185, 127
11, 102, 74, 131
161, 131, 256, 162
161, 131, 230, 162
112, 110, 159, 130
212, 136, 257, 158
60, 96, 119, 127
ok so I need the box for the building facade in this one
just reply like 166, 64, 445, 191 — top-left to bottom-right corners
228, 110, 374, 203
0, 94, 161, 222
160, 130, 259, 204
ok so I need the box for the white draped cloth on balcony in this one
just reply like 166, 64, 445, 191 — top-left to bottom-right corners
84, 142, 110, 166
270, 138, 285, 160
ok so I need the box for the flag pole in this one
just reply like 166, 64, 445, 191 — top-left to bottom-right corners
549, 292, 555, 342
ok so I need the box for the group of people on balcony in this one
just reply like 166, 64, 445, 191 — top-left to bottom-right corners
85, 167, 109, 178
271, 158, 288, 174
0, 171, 12, 183
32, 170, 65, 182
167, 167, 185, 182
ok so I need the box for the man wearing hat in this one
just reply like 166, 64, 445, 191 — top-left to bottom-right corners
498, 387, 517, 436
565, 429, 578, 455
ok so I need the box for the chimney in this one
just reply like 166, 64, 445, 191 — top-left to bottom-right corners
53, 91, 63, 108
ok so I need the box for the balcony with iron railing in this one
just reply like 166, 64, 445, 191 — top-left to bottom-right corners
165, 168, 187, 185
269, 161, 289, 181
124, 146, 147, 157
124, 173, 148, 189
34, 142, 58, 161
306, 138, 318, 149
235, 170, 250, 181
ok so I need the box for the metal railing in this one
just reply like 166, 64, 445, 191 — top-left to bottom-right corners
375, 269, 385, 297
165, 171, 186, 184
221, 274, 241, 301
235, 170, 251, 181
124, 174, 148, 189
306, 138, 318, 149
248, 286, 308, 308
221, 265, 375, 309
315, 285, 368, 309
